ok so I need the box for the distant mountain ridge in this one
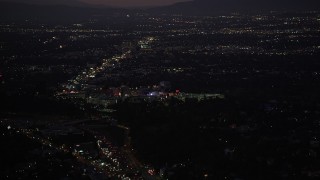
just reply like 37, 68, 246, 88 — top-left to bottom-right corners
150, 0, 320, 15
1, 0, 319, 22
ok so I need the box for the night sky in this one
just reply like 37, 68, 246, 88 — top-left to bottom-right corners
80, 0, 190, 7
1, 0, 319, 9
1, 0, 190, 7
